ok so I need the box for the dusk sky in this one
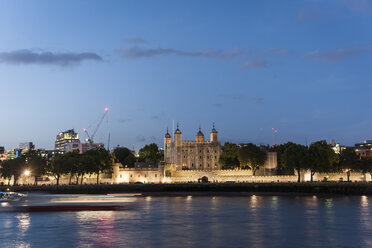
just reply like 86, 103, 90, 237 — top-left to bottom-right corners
1, 0, 372, 150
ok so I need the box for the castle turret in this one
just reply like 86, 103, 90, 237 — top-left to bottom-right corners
174, 121, 182, 146
210, 122, 218, 142
164, 127, 171, 144
164, 127, 172, 163
196, 126, 205, 142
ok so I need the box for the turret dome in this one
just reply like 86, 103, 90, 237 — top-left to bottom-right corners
211, 122, 218, 133
174, 121, 182, 134
196, 127, 204, 137
165, 128, 171, 138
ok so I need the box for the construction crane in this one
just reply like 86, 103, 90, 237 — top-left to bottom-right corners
84, 107, 109, 144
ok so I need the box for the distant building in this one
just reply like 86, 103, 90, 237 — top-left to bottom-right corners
164, 122, 221, 170
64, 142, 104, 154
355, 140, 372, 158
55, 129, 80, 153
6, 149, 22, 159
19, 142, 35, 150
0, 147, 7, 161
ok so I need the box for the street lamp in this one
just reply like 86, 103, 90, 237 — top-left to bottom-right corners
24, 170, 30, 176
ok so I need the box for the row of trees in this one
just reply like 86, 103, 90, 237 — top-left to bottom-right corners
0, 143, 162, 186
219, 143, 267, 175
220, 140, 372, 181
113, 143, 162, 167
0, 148, 113, 186
274, 141, 372, 182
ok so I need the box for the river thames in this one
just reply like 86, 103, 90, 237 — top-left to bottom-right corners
0, 194, 371, 248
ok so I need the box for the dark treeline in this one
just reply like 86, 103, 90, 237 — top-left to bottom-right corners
0, 148, 113, 186
220, 140, 372, 182
0, 143, 163, 186
113, 143, 162, 167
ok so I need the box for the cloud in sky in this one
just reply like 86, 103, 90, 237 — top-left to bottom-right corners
305, 47, 371, 62
239, 59, 268, 70
124, 37, 147, 44
0, 49, 103, 66
297, 7, 323, 21
250, 97, 264, 104
120, 46, 248, 60
344, 0, 372, 13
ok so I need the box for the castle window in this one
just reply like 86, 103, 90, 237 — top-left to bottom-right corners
155, 174, 157, 177
145, 174, 147, 177
200, 164, 202, 168
200, 150, 202, 153
130, 174, 132, 178
207, 150, 209, 153
184, 156, 186, 158
192, 163, 194, 167
207, 156, 209, 159
208, 164, 210, 167
200, 156, 202, 159
215, 156, 217, 159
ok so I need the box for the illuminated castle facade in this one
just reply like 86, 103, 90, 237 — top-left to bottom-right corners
164, 122, 221, 170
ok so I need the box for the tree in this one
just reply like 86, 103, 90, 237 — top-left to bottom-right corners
23, 150, 47, 185
219, 142, 240, 169
308, 140, 338, 182
271, 142, 295, 175
139, 143, 162, 164
358, 158, 372, 180
238, 143, 267, 175
281, 142, 309, 182
339, 147, 359, 182
82, 148, 113, 184
47, 154, 67, 185
0, 157, 26, 185
113, 147, 136, 167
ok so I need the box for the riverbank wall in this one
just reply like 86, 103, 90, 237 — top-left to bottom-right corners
4, 182, 372, 195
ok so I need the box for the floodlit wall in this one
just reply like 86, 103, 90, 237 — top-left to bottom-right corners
303, 171, 372, 182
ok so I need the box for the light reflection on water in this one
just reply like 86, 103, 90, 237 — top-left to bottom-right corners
0, 194, 371, 247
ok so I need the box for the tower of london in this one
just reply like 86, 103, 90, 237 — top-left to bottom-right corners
164, 122, 221, 170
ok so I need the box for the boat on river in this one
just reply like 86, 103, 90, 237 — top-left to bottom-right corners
0, 192, 27, 202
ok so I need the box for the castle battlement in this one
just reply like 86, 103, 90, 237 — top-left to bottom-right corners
164, 122, 221, 170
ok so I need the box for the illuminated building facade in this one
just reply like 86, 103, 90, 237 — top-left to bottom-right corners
355, 140, 372, 158
164, 122, 221, 170
64, 142, 105, 154
55, 129, 80, 153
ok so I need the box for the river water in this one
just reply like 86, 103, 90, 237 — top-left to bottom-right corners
0, 194, 371, 248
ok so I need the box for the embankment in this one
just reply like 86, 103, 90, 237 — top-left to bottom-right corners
2, 182, 372, 195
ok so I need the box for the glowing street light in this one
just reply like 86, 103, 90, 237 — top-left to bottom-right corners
24, 170, 30, 176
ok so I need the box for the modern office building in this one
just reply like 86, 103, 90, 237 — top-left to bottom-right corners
64, 142, 104, 154
55, 129, 80, 153
19, 142, 35, 150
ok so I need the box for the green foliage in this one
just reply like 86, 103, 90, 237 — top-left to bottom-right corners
113, 147, 136, 167
0, 156, 26, 185
308, 140, 338, 181
238, 143, 266, 175
272, 143, 295, 175
23, 150, 47, 185
358, 158, 372, 175
281, 142, 309, 182
219, 142, 240, 169
339, 147, 359, 171
139, 143, 162, 164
